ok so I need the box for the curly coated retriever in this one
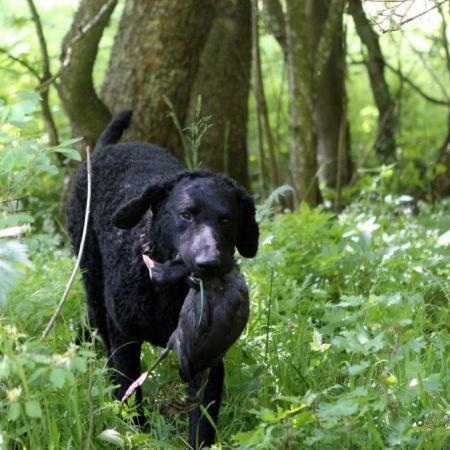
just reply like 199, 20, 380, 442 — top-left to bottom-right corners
67, 110, 259, 448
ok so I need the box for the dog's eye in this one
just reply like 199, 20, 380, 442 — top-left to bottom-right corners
220, 216, 231, 226
180, 211, 192, 221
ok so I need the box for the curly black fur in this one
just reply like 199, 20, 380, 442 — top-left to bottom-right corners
67, 110, 259, 448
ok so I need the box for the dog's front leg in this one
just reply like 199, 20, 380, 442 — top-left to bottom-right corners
107, 316, 145, 425
188, 360, 224, 449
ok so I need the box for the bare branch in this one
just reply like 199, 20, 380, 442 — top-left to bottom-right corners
437, 2, 450, 75
0, 48, 42, 80
402, 31, 450, 101
365, 0, 449, 33
42, 147, 92, 339
25, 0, 59, 146
26, 0, 51, 79
384, 60, 449, 105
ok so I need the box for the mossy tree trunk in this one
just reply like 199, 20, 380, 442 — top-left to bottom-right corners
59, 0, 117, 150
434, 112, 450, 197
102, 0, 215, 161
186, 0, 252, 187
313, 1, 351, 189
349, 0, 397, 163
285, 0, 346, 207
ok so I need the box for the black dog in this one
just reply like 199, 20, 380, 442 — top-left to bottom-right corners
67, 110, 259, 448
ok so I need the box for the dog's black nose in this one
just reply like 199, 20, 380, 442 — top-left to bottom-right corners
195, 255, 220, 270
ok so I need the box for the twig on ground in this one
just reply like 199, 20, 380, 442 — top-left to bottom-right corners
42, 147, 92, 339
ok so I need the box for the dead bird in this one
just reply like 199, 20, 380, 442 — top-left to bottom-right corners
122, 257, 249, 402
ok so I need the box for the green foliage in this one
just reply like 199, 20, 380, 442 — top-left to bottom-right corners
0, 3, 449, 449
165, 95, 213, 170
0, 92, 80, 309
228, 196, 450, 449
1, 195, 448, 449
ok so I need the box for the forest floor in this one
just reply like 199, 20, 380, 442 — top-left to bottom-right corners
1, 196, 449, 449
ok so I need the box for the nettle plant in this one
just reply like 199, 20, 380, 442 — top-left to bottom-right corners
230, 196, 449, 449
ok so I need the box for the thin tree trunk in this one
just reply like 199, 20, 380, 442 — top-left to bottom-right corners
103, 0, 215, 161
252, 0, 281, 191
434, 112, 450, 197
349, 0, 397, 163
186, 0, 251, 187
313, 0, 351, 188
59, 0, 117, 150
433, 5, 450, 197
262, 0, 287, 53
252, 0, 267, 198
26, 0, 59, 146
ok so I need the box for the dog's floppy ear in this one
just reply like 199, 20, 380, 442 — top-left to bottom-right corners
113, 177, 177, 229
236, 188, 259, 258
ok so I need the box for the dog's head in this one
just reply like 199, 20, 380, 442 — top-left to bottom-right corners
113, 171, 259, 276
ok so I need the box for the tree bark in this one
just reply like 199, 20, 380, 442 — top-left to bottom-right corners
103, 0, 215, 161
349, 0, 397, 163
313, 0, 351, 188
59, 0, 117, 149
434, 112, 450, 197
252, 0, 267, 197
261, 0, 287, 53
252, 0, 281, 191
186, 0, 251, 187
267, 0, 348, 203
26, 0, 60, 147
285, 0, 322, 207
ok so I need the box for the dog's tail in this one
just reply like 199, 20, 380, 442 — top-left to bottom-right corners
95, 109, 133, 150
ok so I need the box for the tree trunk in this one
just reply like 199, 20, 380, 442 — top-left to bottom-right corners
261, 0, 287, 53
186, 0, 251, 187
313, 0, 351, 188
102, 0, 215, 161
252, 0, 281, 191
285, 0, 321, 207
59, 0, 117, 149
434, 112, 450, 197
349, 0, 397, 163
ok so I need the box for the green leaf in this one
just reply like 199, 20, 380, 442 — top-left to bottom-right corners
25, 400, 42, 418
16, 91, 41, 102
49, 367, 67, 388
51, 148, 81, 161
348, 361, 371, 376
53, 137, 83, 147
8, 402, 21, 421
1, 146, 31, 170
